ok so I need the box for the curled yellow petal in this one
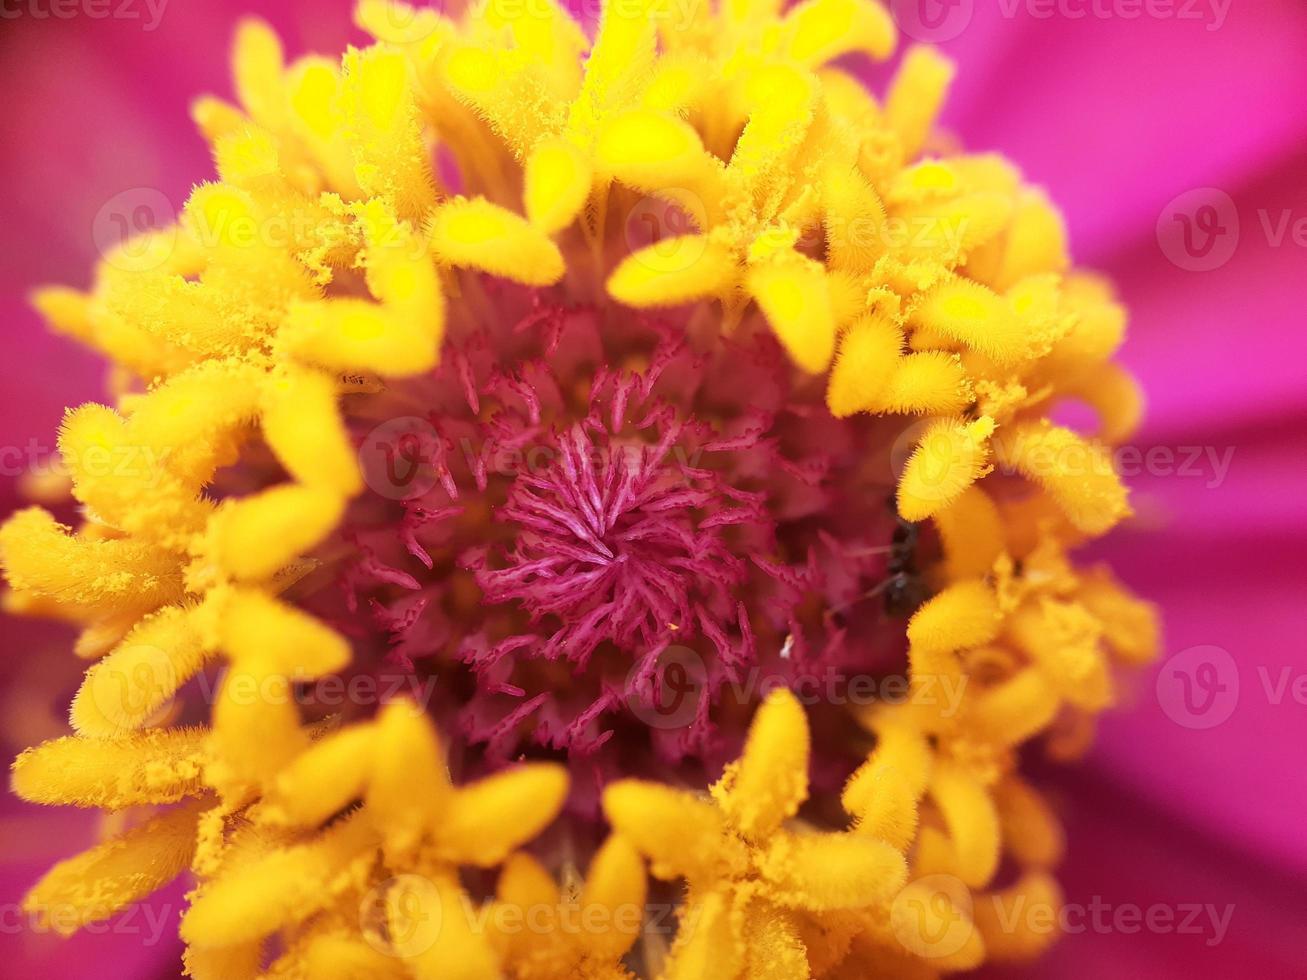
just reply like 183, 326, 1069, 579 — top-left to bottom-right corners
716, 687, 810, 839
910, 278, 1027, 364
969, 667, 1061, 747
995, 421, 1130, 535
367, 699, 451, 859
995, 777, 1064, 869
208, 656, 310, 794
972, 871, 1063, 962
1059, 361, 1145, 444
823, 166, 887, 273
748, 257, 837, 373
437, 763, 568, 866
72, 604, 211, 736
884, 45, 954, 160
25, 799, 207, 936
261, 368, 363, 496
761, 830, 908, 910
284, 298, 439, 377
603, 781, 727, 883
0, 507, 182, 616
1005, 598, 1114, 711
993, 188, 1069, 291
209, 483, 345, 581
907, 579, 1000, 652
265, 723, 376, 828
826, 315, 902, 418
12, 728, 206, 809
896, 415, 995, 522
524, 137, 593, 234
398, 873, 502, 980
660, 890, 743, 980
222, 589, 350, 678
1076, 566, 1161, 665
232, 18, 287, 131
929, 762, 1000, 889
597, 110, 721, 198
581, 835, 647, 960
181, 811, 376, 947
607, 235, 736, 307
780, 0, 897, 66
933, 485, 1005, 582
881, 351, 972, 415
430, 197, 565, 286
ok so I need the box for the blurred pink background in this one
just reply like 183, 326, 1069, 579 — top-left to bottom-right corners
1, 1, 1304, 976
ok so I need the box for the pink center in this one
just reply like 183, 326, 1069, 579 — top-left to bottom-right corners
290, 285, 929, 793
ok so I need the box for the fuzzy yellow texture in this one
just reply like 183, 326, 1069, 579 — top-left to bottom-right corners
0, 0, 1160, 977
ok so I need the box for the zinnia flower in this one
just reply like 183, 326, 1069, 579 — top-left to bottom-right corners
0, 1, 1167, 977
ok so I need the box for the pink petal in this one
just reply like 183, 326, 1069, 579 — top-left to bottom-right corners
1107, 148, 1307, 438
931, 0, 1307, 260
1090, 523, 1307, 875
980, 766, 1307, 977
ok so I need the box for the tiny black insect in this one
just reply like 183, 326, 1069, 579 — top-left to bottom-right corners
826, 497, 932, 625
883, 496, 929, 617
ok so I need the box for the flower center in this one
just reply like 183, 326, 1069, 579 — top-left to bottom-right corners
296, 288, 932, 780
472, 420, 752, 670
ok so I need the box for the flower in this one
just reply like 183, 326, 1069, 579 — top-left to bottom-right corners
605, 688, 910, 978
0, 1, 1165, 977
